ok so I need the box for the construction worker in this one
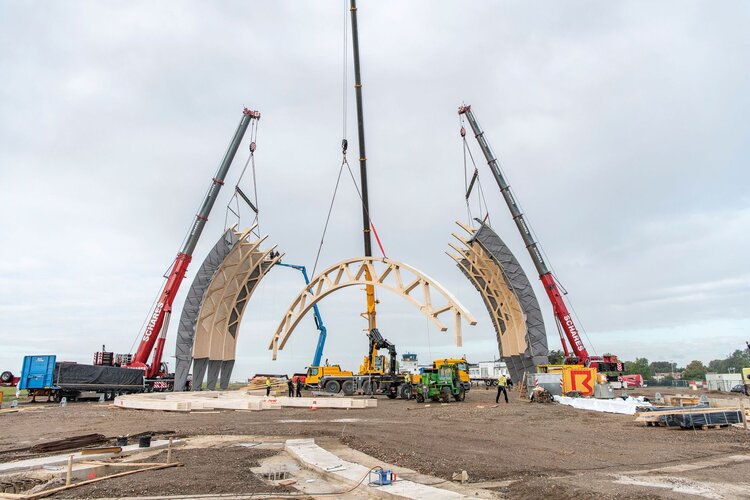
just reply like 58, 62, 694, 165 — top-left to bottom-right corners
496, 373, 509, 404
265, 377, 272, 397
403, 372, 410, 385
295, 377, 303, 397
287, 378, 294, 397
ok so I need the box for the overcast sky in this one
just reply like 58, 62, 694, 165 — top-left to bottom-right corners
1, 1, 748, 380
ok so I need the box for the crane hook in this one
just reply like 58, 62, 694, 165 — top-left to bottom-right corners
341, 139, 348, 154
249, 142, 257, 153
460, 126, 466, 138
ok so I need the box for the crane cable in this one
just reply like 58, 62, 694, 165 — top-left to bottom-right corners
311, 152, 347, 279
223, 119, 261, 237
309, 5, 352, 279
459, 114, 491, 227
311, 0, 386, 280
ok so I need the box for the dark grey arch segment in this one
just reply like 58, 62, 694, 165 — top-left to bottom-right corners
461, 222, 549, 382
174, 229, 238, 391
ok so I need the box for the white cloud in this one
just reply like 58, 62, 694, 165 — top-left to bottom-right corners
0, 1, 747, 378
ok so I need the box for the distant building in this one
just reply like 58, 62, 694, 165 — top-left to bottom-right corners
653, 371, 682, 381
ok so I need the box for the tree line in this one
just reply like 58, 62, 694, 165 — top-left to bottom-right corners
546, 349, 750, 381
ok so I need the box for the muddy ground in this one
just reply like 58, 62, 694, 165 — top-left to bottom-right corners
2, 387, 749, 498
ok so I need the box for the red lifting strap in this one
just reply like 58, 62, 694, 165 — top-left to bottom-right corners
212, 177, 225, 185
370, 222, 387, 258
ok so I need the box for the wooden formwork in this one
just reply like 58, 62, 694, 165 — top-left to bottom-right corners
114, 391, 377, 412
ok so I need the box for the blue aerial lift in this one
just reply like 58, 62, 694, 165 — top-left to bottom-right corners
276, 263, 328, 367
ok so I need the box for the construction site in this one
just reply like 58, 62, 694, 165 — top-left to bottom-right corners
1, 2, 749, 499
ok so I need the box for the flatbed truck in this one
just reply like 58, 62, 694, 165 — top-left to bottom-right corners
18, 355, 145, 402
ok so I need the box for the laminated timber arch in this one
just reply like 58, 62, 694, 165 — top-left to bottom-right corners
268, 257, 477, 359
192, 226, 283, 390
447, 221, 548, 382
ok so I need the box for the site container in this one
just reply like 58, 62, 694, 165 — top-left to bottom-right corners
18, 355, 56, 390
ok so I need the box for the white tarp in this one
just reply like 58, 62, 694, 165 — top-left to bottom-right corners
554, 395, 652, 415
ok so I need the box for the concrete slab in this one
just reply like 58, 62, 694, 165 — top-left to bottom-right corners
285, 438, 468, 499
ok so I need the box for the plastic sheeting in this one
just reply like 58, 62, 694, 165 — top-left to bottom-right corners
55, 362, 144, 390
461, 222, 548, 382
554, 395, 652, 415
174, 229, 238, 391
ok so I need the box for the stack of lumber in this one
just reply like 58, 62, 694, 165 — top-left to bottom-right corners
243, 376, 289, 395
663, 394, 702, 406
114, 391, 377, 412
31, 434, 108, 453
635, 406, 747, 429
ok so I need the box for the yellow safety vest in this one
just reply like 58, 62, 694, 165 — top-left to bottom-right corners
497, 375, 507, 387
265, 379, 271, 387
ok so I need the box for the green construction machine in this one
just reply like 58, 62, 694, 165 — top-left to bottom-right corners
414, 364, 466, 403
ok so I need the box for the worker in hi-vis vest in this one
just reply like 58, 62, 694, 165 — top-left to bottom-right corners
496, 374, 509, 404
265, 377, 272, 396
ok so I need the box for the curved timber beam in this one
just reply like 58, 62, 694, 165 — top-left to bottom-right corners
447, 229, 527, 357
447, 220, 549, 382
268, 257, 477, 359
192, 226, 281, 390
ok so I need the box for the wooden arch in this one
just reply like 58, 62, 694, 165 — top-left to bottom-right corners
192, 226, 282, 390
447, 222, 527, 358
268, 257, 477, 359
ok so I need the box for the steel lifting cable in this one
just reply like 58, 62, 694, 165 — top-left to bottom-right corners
342, 0, 348, 142
460, 120, 474, 227
223, 119, 261, 236
311, 154, 347, 279
459, 113, 493, 226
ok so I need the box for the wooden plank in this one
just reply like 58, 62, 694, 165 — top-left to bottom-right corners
11, 462, 182, 499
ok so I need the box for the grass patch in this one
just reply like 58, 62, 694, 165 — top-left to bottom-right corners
0, 386, 26, 399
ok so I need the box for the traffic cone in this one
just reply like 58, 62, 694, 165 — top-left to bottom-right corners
310, 399, 318, 411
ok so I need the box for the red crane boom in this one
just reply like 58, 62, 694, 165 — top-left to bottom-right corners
458, 104, 619, 371
128, 107, 260, 379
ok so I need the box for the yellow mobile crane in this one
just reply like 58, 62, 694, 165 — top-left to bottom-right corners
304, 1, 410, 399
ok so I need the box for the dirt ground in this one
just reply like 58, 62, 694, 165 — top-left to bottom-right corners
55, 448, 296, 498
2, 387, 750, 498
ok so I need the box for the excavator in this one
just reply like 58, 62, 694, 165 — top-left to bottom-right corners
458, 105, 621, 373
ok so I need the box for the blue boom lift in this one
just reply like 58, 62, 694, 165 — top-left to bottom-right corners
276, 263, 328, 367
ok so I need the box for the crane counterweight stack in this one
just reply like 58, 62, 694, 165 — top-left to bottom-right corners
129, 107, 260, 383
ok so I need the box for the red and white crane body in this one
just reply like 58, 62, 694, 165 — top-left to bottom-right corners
128, 107, 260, 380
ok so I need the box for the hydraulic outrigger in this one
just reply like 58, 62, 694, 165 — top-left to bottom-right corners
458, 104, 620, 372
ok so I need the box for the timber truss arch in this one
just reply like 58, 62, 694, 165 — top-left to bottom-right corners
447, 221, 548, 381
191, 226, 283, 390
268, 257, 477, 359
